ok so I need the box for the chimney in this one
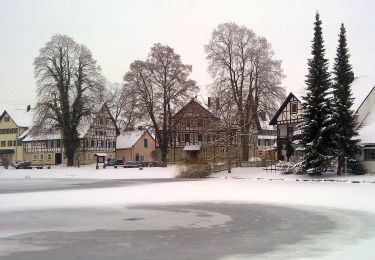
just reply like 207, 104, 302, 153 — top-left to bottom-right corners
26, 105, 31, 112
207, 97, 211, 108
137, 125, 143, 131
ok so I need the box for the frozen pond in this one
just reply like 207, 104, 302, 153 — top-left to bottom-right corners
1, 203, 374, 259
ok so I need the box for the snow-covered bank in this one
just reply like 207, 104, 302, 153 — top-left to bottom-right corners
0, 165, 177, 179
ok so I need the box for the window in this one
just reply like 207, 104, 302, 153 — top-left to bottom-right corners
291, 103, 298, 114
88, 153, 91, 160
185, 133, 190, 143
140, 155, 144, 161
198, 119, 203, 127
198, 133, 203, 142
56, 140, 61, 148
33, 154, 38, 160
144, 138, 148, 148
8, 140, 13, 147
1, 141, 6, 147
4, 116, 9, 122
364, 149, 375, 161
40, 154, 44, 160
135, 154, 140, 161
91, 139, 95, 147
220, 147, 226, 157
48, 154, 52, 160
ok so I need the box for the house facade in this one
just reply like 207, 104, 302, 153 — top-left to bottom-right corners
269, 92, 303, 161
0, 108, 32, 163
162, 99, 240, 163
116, 130, 155, 162
356, 82, 375, 173
23, 104, 119, 166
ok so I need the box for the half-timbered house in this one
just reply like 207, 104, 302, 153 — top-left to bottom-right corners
269, 92, 303, 161
23, 104, 119, 166
163, 99, 240, 163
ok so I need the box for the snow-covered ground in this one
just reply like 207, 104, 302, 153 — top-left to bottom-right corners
1, 165, 375, 259
0, 164, 176, 179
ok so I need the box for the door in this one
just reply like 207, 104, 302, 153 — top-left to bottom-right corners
55, 153, 62, 165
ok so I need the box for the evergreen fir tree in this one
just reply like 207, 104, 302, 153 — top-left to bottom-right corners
301, 13, 334, 174
331, 24, 361, 175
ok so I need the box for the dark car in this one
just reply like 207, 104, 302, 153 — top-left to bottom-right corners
105, 159, 125, 167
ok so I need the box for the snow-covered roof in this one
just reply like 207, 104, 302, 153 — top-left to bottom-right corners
358, 105, 375, 144
2, 109, 33, 128
23, 130, 62, 141
16, 129, 30, 139
352, 75, 375, 111
116, 130, 145, 149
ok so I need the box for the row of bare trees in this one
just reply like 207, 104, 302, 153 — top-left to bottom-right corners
33, 22, 284, 166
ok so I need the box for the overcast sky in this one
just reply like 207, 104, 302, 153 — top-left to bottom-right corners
0, 0, 374, 110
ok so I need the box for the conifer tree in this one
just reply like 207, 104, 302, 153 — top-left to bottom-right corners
331, 24, 361, 175
301, 13, 334, 174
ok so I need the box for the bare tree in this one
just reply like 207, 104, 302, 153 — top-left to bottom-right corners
33, 34, 105, 166
105, 82, 141, 130
205, 22, 285, 162
124, 43, 199, 164
210, 90, 239, 173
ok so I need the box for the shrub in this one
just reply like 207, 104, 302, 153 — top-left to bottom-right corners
349, 160, 367, 175
177, 163, 211, 178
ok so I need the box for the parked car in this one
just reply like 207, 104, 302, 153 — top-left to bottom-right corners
12, 160, 32, 169
105, 159, 125, 167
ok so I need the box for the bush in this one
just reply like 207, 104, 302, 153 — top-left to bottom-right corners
177, 163, 212, 178
349, 160, 367, 175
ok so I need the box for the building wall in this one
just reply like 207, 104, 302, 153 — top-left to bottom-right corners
165, 145, 240, 164
24, 148, 115, 166
0, 112, 27, 162
116, 149, 132, 162
115, 132, 155, 162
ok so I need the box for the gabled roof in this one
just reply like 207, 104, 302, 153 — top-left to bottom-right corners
358, 105, 375, 144
0, 109, 33, 128
352, 75, 375, 111
269, 92, 301, 125
172, 99, 219, 120
24, 103, 119, 141
116, 130, 154, 149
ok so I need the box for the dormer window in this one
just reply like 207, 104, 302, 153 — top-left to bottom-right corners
291, 103, 298, 114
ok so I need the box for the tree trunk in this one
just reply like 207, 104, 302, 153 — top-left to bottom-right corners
337, 157, 343, 175
241, 122, 249, 162
160, 142, 168, 167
